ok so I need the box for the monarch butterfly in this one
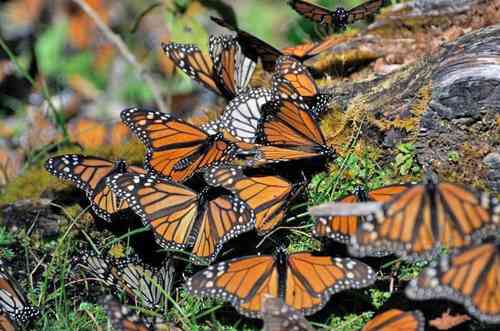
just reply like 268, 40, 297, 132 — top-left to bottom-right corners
162, 35, 255, 100
115, 256, 174, 310
72, 248, 119, 287
362, 309, 425, 331
288, 0, 386, 30
107, 173, 255, 263
0, 260, 40, 326
44, 154, 146, 222
186, 247, 376, 317
350, 174, 499, 261
261, 296, 314, 331
204, 166, 299, 234
218, 88, 274, 144
0, 313, 15, 331
210, 16, 336, 72
101, 295, 176, 331
121, 108, 238, 182
271, 56, 332, 116
314, 185, 408, 250
246, 99, 336, 166
405, 240, 500, 324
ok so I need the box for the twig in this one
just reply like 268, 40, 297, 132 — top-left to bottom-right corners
71, 0, 168, 113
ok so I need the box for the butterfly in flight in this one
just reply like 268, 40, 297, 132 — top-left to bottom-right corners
362, 309, 425, 331
314, 185, 408, 256
45, 154, 146, 222
261, 296, 314, 331
108, 173, 255, 263
350, 173, 499, 261
121, 108, 238, 182
288, 0, 386, 30
114, 256, 174, 310
406, 240, 500, 324
211, 16, 337, 72
204, 165, 301, 234
101, 295, 177, 331
186, 246, 375, 317
0, 259, 40, 327
162, 34, 255, 101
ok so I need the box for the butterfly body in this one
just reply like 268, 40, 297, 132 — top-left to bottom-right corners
186, 249, 376, 317
108, 173, 255, 263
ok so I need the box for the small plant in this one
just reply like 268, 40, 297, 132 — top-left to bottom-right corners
327, 311, 374, 331
393, 143, 421, 176
369, 288, 392, 309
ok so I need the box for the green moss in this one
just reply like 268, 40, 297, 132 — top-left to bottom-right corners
327, 311, 374, 331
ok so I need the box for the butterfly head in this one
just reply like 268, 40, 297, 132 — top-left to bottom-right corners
334, 8, 349, 28
354, 186, 369, 202
114, 160, 128, 173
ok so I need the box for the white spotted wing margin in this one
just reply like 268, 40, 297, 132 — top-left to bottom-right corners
185, 251, 376, 318
106, 173, 256, 264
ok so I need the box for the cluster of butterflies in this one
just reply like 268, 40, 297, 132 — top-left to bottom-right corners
32, 0, 497, 330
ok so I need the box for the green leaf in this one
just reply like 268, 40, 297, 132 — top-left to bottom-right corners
35, 23, 68, 76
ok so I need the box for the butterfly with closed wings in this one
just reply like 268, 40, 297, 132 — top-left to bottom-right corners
0, 259, 40, 327
44, 154, 146, 222
162, 34, 255, 101
107, 173, 255, 263
288, 0, 386, 30
186, 246, 376, 317
121, 108, 238, 182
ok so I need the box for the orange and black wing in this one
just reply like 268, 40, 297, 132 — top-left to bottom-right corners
288, 0, 335, 26
348, 0, 386, 24
0, 260, 39, 325
256, 100, 335, 163
362, 309, 425, 331
284, 253, 376, 315
121, 108, 237, 182
205, 166, 293, 234
352, 180, 498, 260
162, 42, 220, 96
44, 154, 132, 221
406, 241, 500, 324
211, 16, 283, 72
282, 37, 337, 61
209, 35, 256, 99
108, 173, 199, 251
261, 296, 314, 331
192, 195, 255, 263
314, 193, 359, 243
186, 255, 278, 318
0, 313, 15, 331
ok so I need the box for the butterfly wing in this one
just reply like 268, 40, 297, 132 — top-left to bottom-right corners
210, 16, 283, 72
205, 166, 293, 234
261, 296, 314, 331
45, 154, 125, 221
281, 37, 337, 61
186, 255, 278, 318
352, 182, 497, 260
348, 0, 385, 24
209, 35, 256, 99
284, 253, 376, 315
72, 249, 119, 287
288, 0, 335, 26
405, 242, 500, 323
219, 88, 273, 143
115, 256, 173, 310
314, 194, 359, 244
0, 314, 15, 331
162, 42, 221, 96
121, 108, 236, 182
362, 309, 425, 331
192, 195, 255, 263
